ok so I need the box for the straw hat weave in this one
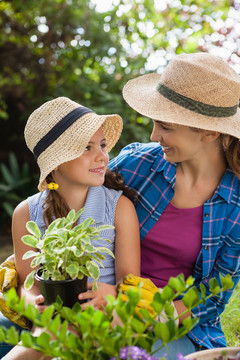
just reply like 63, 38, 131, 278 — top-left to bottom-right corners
25, 97, 123, 191
123, 53, 240, 138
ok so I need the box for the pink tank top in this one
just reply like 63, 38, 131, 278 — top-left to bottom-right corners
141, 202, 203, 288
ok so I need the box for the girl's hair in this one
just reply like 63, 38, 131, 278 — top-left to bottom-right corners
42, 169, 137, 227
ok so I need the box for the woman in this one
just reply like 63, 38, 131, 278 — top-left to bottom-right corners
109, 52, 240, 360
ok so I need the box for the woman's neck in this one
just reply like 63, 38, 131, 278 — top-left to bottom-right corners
172, 145, 226, 208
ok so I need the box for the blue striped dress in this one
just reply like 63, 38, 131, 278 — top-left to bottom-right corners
28, 185, 122, 285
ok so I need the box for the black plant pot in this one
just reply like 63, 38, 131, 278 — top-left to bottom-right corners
35, 269, 87, 308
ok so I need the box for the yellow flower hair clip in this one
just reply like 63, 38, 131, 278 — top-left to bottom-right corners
47, 182, 59, 190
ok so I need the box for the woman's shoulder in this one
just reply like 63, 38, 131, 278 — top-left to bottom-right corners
118, 142, 161, 156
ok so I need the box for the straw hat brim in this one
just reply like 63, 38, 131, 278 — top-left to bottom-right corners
123, 73, 240, 139
38, 112, 122, 191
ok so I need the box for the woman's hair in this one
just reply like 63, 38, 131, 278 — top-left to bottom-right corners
190, 126, 240, 178
42, 169, 137, 227
222, 134, 240, 179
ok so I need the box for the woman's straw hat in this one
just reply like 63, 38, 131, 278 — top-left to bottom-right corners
25, 97, 123, 191
123, 52, 240, 137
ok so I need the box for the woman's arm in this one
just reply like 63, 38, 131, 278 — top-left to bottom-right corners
12, 200, 40, 305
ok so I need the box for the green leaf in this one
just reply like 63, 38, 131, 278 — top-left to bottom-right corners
30, 254, 45, 267
86, 261, 100, 280
24, 270, 35, 290
95, 247, 114, 258
97, 224, 115, 232
182, 287, 200, 309
83, 244, 97, 252
7, 327, 20, 345
20, 331, 34, 348
26, 221, 41, 238
36, 332, 51, 349
200, 283, 206, 303
209, 278, 221, 295
220, 274, 234, 291
66, 263, 79, 277
154, 322, 171, 344
49, 314, 61, 335
22, 250, 38, 260
41, 306, 55, 325
130, 317, 146, 334
21, 235, 39, 248
168, 275, 186, 293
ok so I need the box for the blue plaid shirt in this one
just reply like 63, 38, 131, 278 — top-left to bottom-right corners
109, 142, 240, 349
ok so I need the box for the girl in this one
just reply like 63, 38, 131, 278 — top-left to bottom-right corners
109, 52, 240, 360
3, 96, 140, 359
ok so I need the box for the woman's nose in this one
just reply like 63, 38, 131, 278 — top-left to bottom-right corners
151, 126, 162, 142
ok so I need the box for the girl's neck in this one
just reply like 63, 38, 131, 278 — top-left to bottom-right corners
57, 184, 89, 212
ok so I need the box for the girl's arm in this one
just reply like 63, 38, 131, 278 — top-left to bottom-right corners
12, 200, 40, 305
80, 195, 140, 309
114, 195, 140, 283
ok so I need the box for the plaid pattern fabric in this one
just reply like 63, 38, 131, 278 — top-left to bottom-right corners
109, 142, 240, 349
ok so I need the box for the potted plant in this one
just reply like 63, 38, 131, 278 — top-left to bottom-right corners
21, 208, 114, 307
1, 272, 235, 360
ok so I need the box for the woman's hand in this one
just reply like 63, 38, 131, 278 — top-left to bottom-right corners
34, 294, 48, 313
78, 282, 117, 310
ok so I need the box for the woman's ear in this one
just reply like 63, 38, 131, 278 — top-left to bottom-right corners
202, 130, 221, 143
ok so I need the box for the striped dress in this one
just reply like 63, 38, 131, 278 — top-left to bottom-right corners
28, 185, 122, 285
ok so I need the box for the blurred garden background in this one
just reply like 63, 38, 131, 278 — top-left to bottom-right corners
0, 0, 239, 345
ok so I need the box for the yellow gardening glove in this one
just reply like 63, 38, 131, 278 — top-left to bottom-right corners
118, 274, 179, 325
0, 255, 32, 329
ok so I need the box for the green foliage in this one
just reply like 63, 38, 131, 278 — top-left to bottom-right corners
1, 273, 234, 360
0, 0, 235, 230
0, 0, 233, 151
22, 208, 114, 290
221, 282, 240, 347
0, 152, 37, 226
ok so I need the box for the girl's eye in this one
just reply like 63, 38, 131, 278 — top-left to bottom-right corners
101, 143, 107, 148
85, 146, 90, 151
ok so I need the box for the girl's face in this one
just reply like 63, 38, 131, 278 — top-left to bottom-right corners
150, 120, 205, 163
53, 127, 109, 189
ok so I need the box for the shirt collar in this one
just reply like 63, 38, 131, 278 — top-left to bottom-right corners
151, 146, 177, 187
214, 168, 238, 204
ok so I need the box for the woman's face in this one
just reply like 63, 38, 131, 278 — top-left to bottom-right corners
53, 127, 109, 189
150, 120, 206, 163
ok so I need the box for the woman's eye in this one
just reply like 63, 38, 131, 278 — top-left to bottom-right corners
161, 125, 169, 130
85, 146, 90, 151
101, 143, 107, 148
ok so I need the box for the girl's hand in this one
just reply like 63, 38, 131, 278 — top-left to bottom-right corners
78, 282, 117, 310
35, 294, 48, 313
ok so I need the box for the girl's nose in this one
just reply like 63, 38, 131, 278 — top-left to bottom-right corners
95, 147, 108, 161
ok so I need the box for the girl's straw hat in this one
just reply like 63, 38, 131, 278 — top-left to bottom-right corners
24, 97, 123, 191
123, 52, 240, 138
